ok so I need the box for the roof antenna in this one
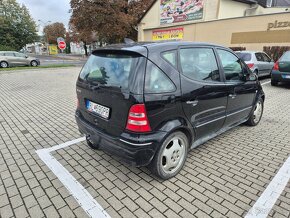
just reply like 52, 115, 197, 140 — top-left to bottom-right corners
124, 38, 135, 44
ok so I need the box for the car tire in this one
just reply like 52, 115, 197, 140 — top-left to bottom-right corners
149, 131, 189, 180
31, 60, 38, 67
86, 135, 99, 150
245, 97, 264, 126
0, 61, 9, 68
271, 80, 278, 86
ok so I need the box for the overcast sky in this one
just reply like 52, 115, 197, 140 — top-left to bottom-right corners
17, 0, 71, 33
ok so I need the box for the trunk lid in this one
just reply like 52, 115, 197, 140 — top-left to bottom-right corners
76, 50, 146, 137
279, 52, 290, 73
278, 61, 290, 73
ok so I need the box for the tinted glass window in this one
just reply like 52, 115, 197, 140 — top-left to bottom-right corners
261, 53, 271, 62
179, 48, 220, 82
14, 52, 26, 58
162, 50, 176, 67
255, 53, 264, 62
217, 49, 243, 81
280, 51, 290, 61
236, 52, 251, 62
4, 52, 15, 57
79, 53, 140, 89
145, 61, 175, 93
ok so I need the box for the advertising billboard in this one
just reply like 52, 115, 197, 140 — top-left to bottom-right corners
49, 45, 58, 55
152, 27, 184, 41
160, 0, 204, 25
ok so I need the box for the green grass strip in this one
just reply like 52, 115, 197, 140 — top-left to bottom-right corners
0, 64, 76, 71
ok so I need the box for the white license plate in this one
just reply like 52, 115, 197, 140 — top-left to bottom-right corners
282, 75, 290, 79
86, 100, 110, 119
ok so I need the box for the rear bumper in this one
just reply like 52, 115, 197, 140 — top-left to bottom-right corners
75, 111, 166, 166
271, 70, 290, 82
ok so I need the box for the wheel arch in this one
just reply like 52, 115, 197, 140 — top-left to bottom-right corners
253, 68, 259, 75
158, 117, 195, 146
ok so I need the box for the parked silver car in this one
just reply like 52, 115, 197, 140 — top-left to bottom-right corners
0, 51, 40, 68
236, 51, 274, 77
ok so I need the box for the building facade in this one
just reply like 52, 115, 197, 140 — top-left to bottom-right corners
138, 0, 290, 51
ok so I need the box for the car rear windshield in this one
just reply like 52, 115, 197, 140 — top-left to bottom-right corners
280, 51, 290, 62
236, 52, 251, 61
79, 52, 141, 89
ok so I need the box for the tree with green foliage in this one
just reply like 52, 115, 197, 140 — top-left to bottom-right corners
0, 0, 38, 51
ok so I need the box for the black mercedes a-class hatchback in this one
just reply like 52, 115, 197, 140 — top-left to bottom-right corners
75, 42, 265, 179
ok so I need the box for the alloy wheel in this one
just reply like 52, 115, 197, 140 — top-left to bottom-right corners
1, 62, 8, 68
253, 101, 263, 124
31, 61, 38, 67
161, 136, 186, 174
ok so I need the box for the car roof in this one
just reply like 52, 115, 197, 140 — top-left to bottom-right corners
94, 41, 231, 56
236, 51, 265, 54
0, 51, 17, 53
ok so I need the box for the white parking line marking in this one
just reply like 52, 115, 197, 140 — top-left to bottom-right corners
36, 137, 110, 218
261, 81, 271, 86
245, 156, 290, 218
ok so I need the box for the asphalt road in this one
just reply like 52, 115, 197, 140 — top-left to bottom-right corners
35, 54, 87, 67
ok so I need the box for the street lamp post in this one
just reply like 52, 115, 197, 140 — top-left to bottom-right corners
38, 19, 51, 54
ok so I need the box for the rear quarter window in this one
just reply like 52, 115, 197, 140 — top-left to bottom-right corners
145, 61, 175, 93
161, 50, 177, 68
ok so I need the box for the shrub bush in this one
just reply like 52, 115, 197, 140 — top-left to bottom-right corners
263, 46, 290, 62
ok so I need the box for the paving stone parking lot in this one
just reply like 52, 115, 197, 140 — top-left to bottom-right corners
0, 67, 290, 218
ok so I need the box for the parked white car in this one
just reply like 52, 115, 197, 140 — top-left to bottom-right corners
0, 51, 40, 68
236, 51, 274, 77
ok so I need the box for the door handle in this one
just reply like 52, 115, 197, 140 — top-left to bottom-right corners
229, 94, 237, 99
186, 100, 198, 106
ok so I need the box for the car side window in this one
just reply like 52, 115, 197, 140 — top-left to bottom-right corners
161, 50, 177, 68
145, 61, 175, 94
4, 53, 15, 57
179, 48, 220, 82
255, 53, 263, 62
14, 53, 26, 58
217, 49, 244, 82
261, 53, 271, 62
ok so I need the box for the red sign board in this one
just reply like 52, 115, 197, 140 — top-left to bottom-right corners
58, 41, 66, 50
152, 27, 184, 41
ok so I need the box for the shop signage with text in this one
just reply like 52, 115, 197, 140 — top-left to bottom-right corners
152, 27, 184, 41
267, 20, 290, 31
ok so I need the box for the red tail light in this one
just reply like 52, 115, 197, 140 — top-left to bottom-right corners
273, 62, 279, 71
126, 104, 151, 132
247, 63, 254, 68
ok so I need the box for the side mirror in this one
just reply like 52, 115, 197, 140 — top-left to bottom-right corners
25, 55, 28, 58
